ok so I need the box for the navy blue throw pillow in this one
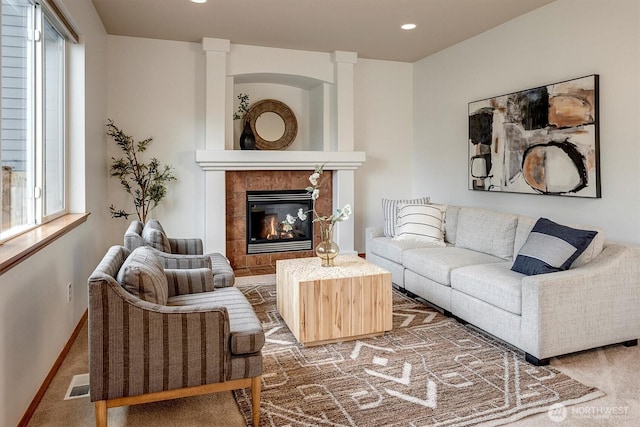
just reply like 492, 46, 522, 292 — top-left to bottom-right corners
511, 218, 598, 276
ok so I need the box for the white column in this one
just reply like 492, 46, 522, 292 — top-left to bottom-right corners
331, 51, 357, 151
204, 170, 226, 254
202, 38, 230, 253
333, 169, 357, 255
202, 38, 230, 150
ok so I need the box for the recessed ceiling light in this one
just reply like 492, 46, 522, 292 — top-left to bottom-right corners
191, 0, 207, 3
401, 23, 417, 30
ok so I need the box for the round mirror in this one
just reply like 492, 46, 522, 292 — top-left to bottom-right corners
255, 112, 286, 142
245, 99, 298, 150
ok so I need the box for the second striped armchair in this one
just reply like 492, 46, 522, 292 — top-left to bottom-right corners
124, 220, 235, 287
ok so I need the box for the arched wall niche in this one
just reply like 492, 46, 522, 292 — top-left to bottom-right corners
228, 44, 334, 85
231, 73, 329, 151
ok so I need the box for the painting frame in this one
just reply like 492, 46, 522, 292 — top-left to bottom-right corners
468, 74, 600, 198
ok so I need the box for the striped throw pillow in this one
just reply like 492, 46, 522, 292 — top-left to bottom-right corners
116, 246, 169, 305
142, 225, 171, 253
393, 203, 446, 245
511, 218, 597, 275
382, 196, 430, 237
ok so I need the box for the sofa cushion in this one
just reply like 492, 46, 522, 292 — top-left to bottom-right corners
116, 246, 168, 305
511, 218, 598, 276
369, 236, 432, 264
513, 215, 604, 269
403, 246, 504, 286
394, 203, 446, 246
142, 224, 171, 253
167, 287, 265, 355
382, 196, 429, 237
451, 262, 524, 315
455, 208, 518, 260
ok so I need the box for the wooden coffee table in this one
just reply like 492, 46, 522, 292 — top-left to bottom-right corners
276, 255, 392, 346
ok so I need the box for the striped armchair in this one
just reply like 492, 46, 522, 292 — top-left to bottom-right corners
124, 220, 235, 287
88, 245, 263, 427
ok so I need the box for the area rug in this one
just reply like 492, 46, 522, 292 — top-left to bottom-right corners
233, 275, 603, 426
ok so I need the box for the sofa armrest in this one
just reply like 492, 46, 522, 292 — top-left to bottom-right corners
88, 278, 230, 402
521, 242, 640, 359
365, 226, 385, 257
366, 226, 385, 240
169, 237, 204, 255
165, 268, 215, 296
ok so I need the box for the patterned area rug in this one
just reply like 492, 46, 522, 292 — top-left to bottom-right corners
234, 277, 603, 426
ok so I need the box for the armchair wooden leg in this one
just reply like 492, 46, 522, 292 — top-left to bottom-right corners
95, 400, 107, 427
251, 376, 261, 427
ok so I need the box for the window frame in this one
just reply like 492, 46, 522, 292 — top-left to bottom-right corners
0, 0, 70, 243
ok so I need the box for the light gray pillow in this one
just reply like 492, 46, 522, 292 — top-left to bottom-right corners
142, 224, 171, 253
145, 219, 166, 234
117, 246, 168, 305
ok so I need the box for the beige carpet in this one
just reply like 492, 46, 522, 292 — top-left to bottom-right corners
27, 274, 640, 426
233, 279, 605, 426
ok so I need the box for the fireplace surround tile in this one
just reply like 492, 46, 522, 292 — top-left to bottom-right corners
225, 170, 332, 269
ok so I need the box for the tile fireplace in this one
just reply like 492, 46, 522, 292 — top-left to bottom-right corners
225, 170, 333, 269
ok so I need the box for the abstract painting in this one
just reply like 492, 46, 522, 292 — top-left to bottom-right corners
468, 75, 600, 198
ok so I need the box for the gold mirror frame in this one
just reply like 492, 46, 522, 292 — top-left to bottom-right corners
245, 99, 298, 150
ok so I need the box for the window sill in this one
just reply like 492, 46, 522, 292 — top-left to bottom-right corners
0, 213, 90, 275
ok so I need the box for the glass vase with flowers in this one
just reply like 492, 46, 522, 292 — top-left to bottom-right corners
282, 165, 352, 266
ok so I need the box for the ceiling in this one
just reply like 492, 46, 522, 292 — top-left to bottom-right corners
90, 0, 555, 63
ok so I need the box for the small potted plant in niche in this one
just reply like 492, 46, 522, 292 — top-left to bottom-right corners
233, 93, 256, 150
107, 119, 177, 223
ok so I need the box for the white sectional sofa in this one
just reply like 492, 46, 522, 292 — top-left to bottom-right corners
366, 205, 640, 365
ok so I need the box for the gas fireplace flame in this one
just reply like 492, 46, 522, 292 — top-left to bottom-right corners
266, 216, 278, 240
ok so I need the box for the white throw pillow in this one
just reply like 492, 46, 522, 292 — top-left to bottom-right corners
393, 203, 446, 246
382, 196, 430, 237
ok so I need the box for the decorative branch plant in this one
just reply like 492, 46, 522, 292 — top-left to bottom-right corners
107, 119, 177, 223
233, 93, 250, 120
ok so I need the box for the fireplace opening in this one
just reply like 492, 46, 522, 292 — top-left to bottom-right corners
246, 190, 313, 254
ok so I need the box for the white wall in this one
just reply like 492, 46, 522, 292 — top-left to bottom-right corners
354, 58, 413, 249
106, 36, 205, 239
413, 0, 640, 244
107, 36, 414, 252
0, 0, 109, 425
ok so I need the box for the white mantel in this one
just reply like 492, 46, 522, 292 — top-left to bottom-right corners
195, 150, 365, 171
198, 38, 364, 256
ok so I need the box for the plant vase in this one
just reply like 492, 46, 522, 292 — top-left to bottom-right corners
316, 222, 339, 267
239, 117, 256, 150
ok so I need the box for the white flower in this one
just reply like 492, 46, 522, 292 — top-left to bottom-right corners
297, 208, 307, 221
282, 223, 293, 232
309, 172, 320, 186
331, 204, 352, 222
341, 204, 352, 220
311, 189, 320, 201
285, 214, 296, 225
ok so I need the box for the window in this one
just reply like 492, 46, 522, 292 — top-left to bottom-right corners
1, 0, 68, 240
